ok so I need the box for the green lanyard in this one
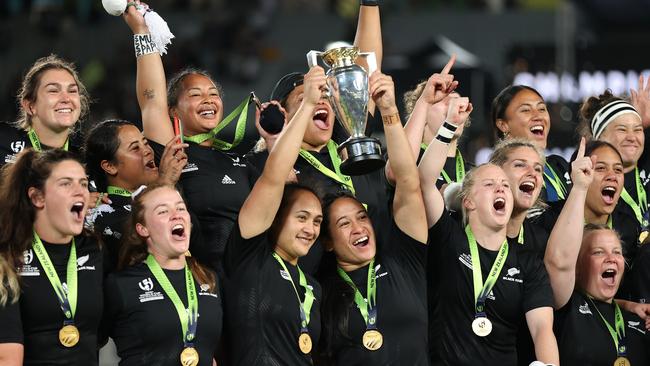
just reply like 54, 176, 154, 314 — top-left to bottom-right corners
420, 143, 465, 184
465, 226, 509, 315
299, 140, 355, 195
183, 95, 251, 151
620, 167, 649, 227
587, 296, 627, 357
271, 253, 315, 330
337, 258, 378, 329
32, 231, 77, 321
28, 128, 69, 152
145, 255, 198, 345
517, 225, 525, 245
543, 163, 567, 200
107, 186, 131, 197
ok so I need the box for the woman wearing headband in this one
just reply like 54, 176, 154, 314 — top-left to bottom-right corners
122, 2, 257, 278
578, 90, 648, 245
492, 85, 570, 203
421, 98, 558, 365
103, 183, 222, 366
0, 149, 102, 365
0, 56, 90, 168
223, 66, 326, 365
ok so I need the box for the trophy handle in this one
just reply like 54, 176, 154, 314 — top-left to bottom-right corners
306, 51, 322, 68
359, 52, 377, 75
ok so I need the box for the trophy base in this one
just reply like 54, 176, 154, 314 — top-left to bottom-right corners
338, 137, 386, 176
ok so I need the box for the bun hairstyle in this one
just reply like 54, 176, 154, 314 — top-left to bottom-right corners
0, 149, 84, 305
118, 183, 217, 292
577, 90, 621, 138
84, 119, 135, 192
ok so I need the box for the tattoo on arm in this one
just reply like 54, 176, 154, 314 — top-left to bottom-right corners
144, 89, 155, 100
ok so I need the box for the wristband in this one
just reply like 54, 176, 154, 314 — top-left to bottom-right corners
382, 114, 400, 126
435, 120, 458, 144
360, 0, 379, 5
134, 34, 157, 58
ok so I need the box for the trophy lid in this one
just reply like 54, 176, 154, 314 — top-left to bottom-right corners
322, 47, 360, 68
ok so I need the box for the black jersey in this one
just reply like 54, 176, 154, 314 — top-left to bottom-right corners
416, 147, 474, 190
427, 211, 554, 366
506, 217, 550, 258
318, 221, 428, 365
151, 141, 256, 278
246, 147, 391, 275
223, 222, 322, 366
629, 243, 650, 303
541, 154, 571, 203
0, 122, 82, 168
0, 235, 103, 365
89, 192, 206, 273
104, 262, 222, 366
555, 291, 650, 366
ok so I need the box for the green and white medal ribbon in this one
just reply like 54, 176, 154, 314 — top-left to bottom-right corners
28, 128, 69, 152
299, 140, 355, 195
183, 95, 251, 151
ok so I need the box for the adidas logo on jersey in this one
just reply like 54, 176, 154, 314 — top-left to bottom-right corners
222, 175, 236, 185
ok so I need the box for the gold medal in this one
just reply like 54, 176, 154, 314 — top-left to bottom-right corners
639, 231, 648, 244
471, 317, 492, 337
59, 324, 80, 347
298, 333, 312, 354
614, 356, 631, 366
362, 329, 383, 351
180, 347, 200, 366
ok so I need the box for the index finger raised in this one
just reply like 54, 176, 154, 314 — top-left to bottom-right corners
441, 54, 456, 75
576, 137, 586, 159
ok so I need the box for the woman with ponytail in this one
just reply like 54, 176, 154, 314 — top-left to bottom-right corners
0, 149, 103, 365
103, 183, 222, 365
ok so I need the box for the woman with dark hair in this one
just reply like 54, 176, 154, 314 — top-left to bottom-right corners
223, 66, 326, 365
421, 98, 558, 365
0, 55, 90, 167
103, 183, 222, 365
491, 85, 570, 203
0, 149, 103, 365
315, 71, 430, 365
578, 90, 648, 245
122, 1, 256, 277
83, 119, 188, 269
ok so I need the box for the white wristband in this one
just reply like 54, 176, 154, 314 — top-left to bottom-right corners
134, 34, 157, 58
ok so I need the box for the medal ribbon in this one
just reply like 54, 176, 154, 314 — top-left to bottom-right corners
32, 231, 77, 322
183, 95, 251, 151
517, 225, 525, 245
337, 258, 378, 330
420, 143, 465, 184
465, 226, 509, 315
620, 167, 649, 227
272, 253, 315, 331
543, 163, 567, 201
145, 255, 198, 345
28, 128, 69, 152
587, 296, 627, 357
299, 140, 355, 195
107, 186, 131, 197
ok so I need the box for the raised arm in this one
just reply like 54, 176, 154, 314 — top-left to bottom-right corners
525, 307, 559, 365
418, 97, 471, 227
630, 74, 650, 129
386, 56, 458, 184
123, 3, 174, 145
544, 138, 593, 309
370, 72, 427, 243
353, 3, 382, 116
238, 67, 326, 238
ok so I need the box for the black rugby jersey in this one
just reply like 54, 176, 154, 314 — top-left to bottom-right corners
0, 122, 82, 167
224, 222, 322, 366
427, 211, 553, 366
318, 221, 428, 365
104, 262, 222, 366
555, 291, 650, 366
0, 235, 103, 365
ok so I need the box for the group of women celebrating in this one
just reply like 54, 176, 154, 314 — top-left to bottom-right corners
1, 0, 650, 366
